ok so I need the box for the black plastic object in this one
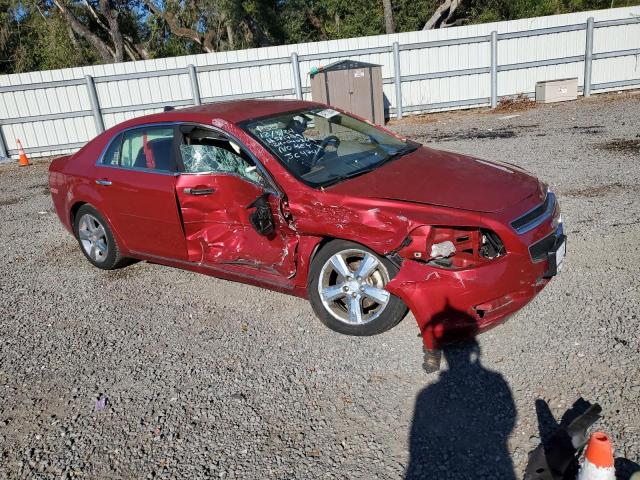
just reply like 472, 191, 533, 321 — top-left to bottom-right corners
524, 398, 602, 480
247, 193, 275, 237
422, 347, 442, 373
543, 234, 567, 278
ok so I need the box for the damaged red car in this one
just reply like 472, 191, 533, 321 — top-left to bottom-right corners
49, 99, 565, 368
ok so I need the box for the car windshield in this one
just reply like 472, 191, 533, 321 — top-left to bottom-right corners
242, 108, 417, 187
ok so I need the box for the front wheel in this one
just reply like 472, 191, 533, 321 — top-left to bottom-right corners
308, 240, 408, 336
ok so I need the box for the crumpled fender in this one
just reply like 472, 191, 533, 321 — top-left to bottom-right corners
386, 255, 548, 349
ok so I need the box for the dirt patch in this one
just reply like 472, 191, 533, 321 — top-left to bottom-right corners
386, 90, 638, 128
595, 138, 640, 153
560, 182, 640, 198
427, 128, 516, 142
571, 125, 605, 135
491, 93, 536, 113
0, 197, 20, 207
45, 241, 77, 258
390, 114, 439, 125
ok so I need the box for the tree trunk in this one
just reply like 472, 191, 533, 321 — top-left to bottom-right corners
143, 0, 215, 53
423, 0, 462, 30
382, 0, 395, 34
226, 24, 235, 50
99, 0, 124, 62
53, 0, 114, 62
307, 10, 328, 40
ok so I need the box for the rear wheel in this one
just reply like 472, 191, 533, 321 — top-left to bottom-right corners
308, 240, 408, 336
74, 205, 127, 270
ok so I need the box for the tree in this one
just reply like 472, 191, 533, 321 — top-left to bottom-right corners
2, 0, 639, 74
423, 0, 463, 29
142, 0, 218, 53
52, 0, 147, 62
140, 0, 280, 54
382, 0, 395, 33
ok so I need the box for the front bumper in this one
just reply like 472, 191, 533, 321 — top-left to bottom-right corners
385, 243, 557, 350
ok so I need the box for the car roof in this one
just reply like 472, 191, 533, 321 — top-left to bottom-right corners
112, 99, 324, 131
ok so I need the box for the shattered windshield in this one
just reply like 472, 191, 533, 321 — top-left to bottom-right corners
242, 108, 414, 187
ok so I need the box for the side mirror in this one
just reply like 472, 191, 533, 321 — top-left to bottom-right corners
247, 192, 275, 237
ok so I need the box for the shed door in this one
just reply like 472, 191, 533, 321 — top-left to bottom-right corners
326, 70, 351, 110
348, 67, 374, 122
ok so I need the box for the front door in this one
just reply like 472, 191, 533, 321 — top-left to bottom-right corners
174, 127, 297, 278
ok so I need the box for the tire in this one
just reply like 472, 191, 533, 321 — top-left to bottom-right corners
74, 204, 127, 270
308, 240, 408, 336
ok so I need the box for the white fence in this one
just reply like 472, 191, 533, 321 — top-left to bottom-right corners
0, 6, 639, 159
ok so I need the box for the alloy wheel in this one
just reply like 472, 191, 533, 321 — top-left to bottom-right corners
318, 249, 391, 325
78, 214, 109, 263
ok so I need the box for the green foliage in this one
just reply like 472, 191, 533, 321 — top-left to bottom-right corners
1, 2, 97, 74
392, 0, 440, 32
322, 0, 385, 38
35, 13, 95, 70
451, 0, 640, 25
2, 0, 639, 74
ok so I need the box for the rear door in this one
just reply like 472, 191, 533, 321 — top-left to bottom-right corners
174, 127, 297, 278
95, 125, 188, 259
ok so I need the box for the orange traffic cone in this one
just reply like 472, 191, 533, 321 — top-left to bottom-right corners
578, 432, 615, 480
16, 139, 30, 167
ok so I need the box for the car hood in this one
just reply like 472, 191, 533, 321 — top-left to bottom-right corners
328, 146, 541, 213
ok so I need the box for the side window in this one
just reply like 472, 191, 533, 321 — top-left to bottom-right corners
120, 127, 175, 172
180, 128, 268, 188
101, 134, 122, 165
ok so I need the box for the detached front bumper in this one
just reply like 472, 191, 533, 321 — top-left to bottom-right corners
385, 250, 551, 350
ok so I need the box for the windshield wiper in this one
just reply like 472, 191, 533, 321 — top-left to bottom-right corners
380, 142, 419, 164
320, 166, 381, 187
319, 143, 419, 188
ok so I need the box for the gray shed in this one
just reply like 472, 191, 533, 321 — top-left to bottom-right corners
310, 60, 385, 125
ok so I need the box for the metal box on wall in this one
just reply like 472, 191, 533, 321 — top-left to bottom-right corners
310, 60, 385, 125
535, 78, 579, 103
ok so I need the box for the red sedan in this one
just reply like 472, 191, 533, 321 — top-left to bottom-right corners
49, 99, 565, 370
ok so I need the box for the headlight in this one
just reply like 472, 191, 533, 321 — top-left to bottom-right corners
398, 226, 505, 269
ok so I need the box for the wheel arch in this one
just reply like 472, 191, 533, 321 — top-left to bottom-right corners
70, 201, 87, 229
302, 235, 399, 289
308, 236, 335, 266
70, 201, 130, 255
304, 236, 409, 336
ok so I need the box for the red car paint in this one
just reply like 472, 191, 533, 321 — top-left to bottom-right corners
49, 99, 563, 353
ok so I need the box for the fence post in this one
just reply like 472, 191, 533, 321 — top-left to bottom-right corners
583, 17, 594, 97
490, 31, 498, 108
0, 127, 8, 159
188, 64, 202, 105
85, 75, 104, 134
393, 41, 403, 119
291, 52, 303, 100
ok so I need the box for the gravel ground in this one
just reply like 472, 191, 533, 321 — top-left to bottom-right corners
1, 92, 639, 479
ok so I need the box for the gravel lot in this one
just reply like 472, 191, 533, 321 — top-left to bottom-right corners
1, 92, 639, 479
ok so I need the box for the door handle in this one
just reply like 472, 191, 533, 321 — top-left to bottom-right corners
95, 179, 112, 186
184, 187, 214, 196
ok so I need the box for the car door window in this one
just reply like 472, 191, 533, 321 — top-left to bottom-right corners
179, 128, 268, 188
119, 127, 176, 172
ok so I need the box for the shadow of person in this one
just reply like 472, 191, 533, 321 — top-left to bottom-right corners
405, 339, 517, 479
